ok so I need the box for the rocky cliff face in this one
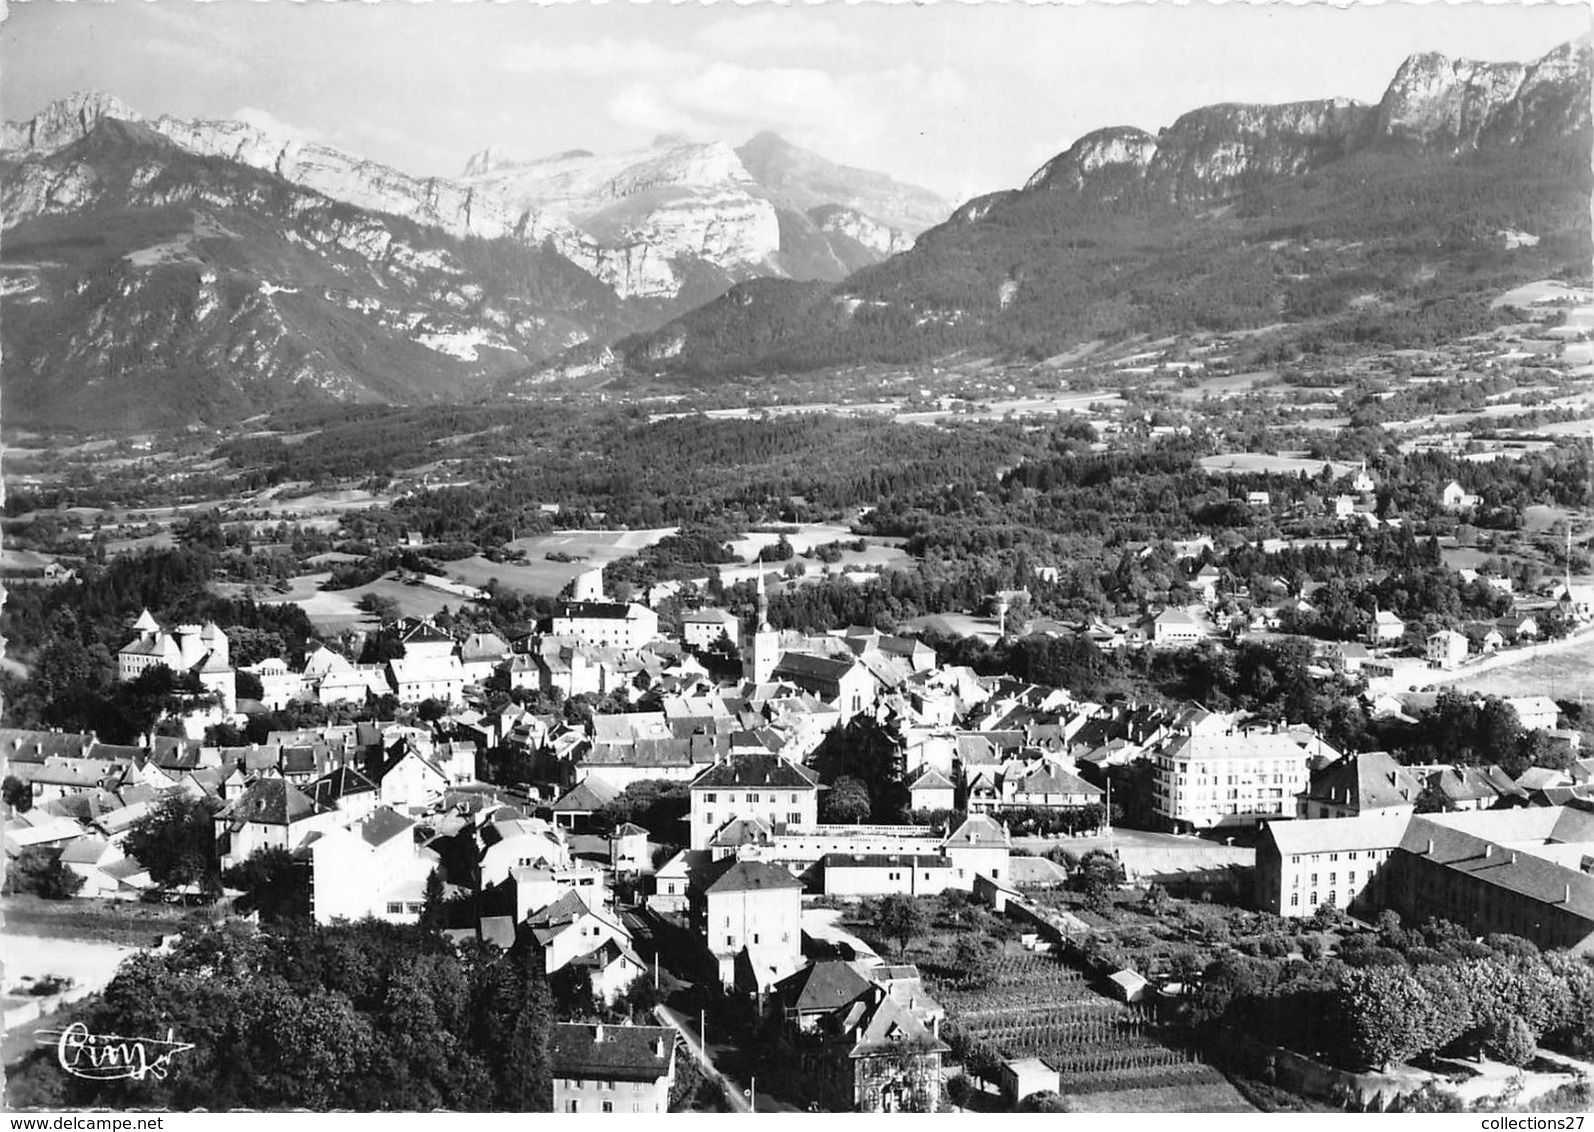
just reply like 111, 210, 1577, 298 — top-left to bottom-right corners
1375, 37, 1592, 148
736, 130, 953, 236
0, 120, 637, 426
1023, 39, 1590, 206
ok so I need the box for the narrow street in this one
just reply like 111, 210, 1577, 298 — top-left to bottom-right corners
654, 1004, 801, 1113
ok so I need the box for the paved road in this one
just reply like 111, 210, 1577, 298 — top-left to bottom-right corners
654, 1005, 799, 1113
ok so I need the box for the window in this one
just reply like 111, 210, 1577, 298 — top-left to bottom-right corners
790, 793, 799, 804
633, 1083, 646, 1093
1290, 893, 1299, 907
1329, 873, 1337, 885
752, 933, 760, 944
788, 812, 801, 824
602, 1102, 614, 1113
1310, 892, 1318, 905
1329, 853, 1339, 862
703, 793, 717, 803
566, 1101, 580, 1113
725, 935, 734, 946
387, 902, 404, 914
1310, 873, 1318, 885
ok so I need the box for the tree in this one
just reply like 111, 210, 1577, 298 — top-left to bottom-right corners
3, 773, 33, 812
419, 868, 448, 931
3, 846, 85, 899
1017, 1090, 1071, 1113
1484, 1016, 1536, 1067
874, 894, 930, 958
824, 776, 872, 824
221, 847, 309, 924
1073, 849, 1124, 911
124, 793, 222, 897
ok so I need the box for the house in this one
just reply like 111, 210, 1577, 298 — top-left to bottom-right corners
682, 608, 740, 650
58, 837, 132, 898
647, 848, 710, 916
365, 740, 449, 811
768, 963, 948, 1112
906, 766, 955, 814
1246, 491, 1271, 508
1003, 759, 1105, 813
1328, 641, 1372, 674
941, 814, 1011, 888
1296, 751, 1420, 820
214, 777, 340, 869
1147, 608, 1206, 647
526, 889, 632, 974
568, 938, 650, 1005
1370, 610, 1406, 644
1426, 629, 1469, 669
549, 778, 622, 831
551, 1022, 677, 1115
551, 601, 660, 652
1498, 612, 1539, 642
1463, 624, 1505, 655
309, 807, 435, 925
479, 817, 571, 887
608, 822, 651, 874
1556, 584, 1594, 623
1441, 480, 1480, 511
1192, 565, 1222, 603
458, 632, 512, 684
690, 857, 803, 989
688, 754, 820, 850
1508, 696, 1562, 732
388, 654, 466, 705
1255, 813, 1410, 917
305, 766, 379, 820
770, 652, 878, 720
1416, 764, 1523, 811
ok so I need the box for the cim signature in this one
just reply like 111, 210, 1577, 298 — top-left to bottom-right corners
39, 1023, 194, 1082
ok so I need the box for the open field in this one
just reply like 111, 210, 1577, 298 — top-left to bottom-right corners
217, 571, 461, 634
1072, 1075, 1255, 1112
498, 529, 679, 595
1442, 629, 1594, 700
1200, 453, 1356, 477
2, 895, 189, 949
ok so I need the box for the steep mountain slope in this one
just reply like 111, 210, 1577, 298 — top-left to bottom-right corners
613, 39, 1592, 381
0, 121, 637, 428
735, 131, 952, 237
458, 132, 949, 285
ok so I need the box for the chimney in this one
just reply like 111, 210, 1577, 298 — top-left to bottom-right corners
1508, 852, 1517, 866
1426, 838, 1435, 855
653, 1037, 667, 1057
1484, 844, 1493, 859
594, 1023, 605, 1042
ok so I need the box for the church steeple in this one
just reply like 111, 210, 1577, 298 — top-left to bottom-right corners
743, 573, 778, 685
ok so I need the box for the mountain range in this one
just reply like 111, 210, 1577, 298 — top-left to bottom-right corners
606, 38, 1591, 383
2, 38, 1589, 428
0, 99, 949, 427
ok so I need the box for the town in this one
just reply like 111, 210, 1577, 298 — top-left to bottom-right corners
5, 489, 1594, 1112
4, 2, 1594, 1118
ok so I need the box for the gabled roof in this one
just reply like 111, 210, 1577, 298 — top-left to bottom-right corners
1267, 809, 1411, 854
776, 960, 873, 1014
846, 987, 949, 1058
358, 806, 415, 848
908, 766, 955, 792
611, 822, 650, 838
698, 856, 802, 895
690, 754, 818, 790
215, 778, 331, 826
550, 778, 621, 813
1302, 751, 1419, 813
1401, 809, 1594, 922
399, 619, 454, 646
1014, 761, 1103, 798
943, 814, 1011, 849
772, 652, 860, 683
550, 1023, 675, 1082
307, 765, 378, 808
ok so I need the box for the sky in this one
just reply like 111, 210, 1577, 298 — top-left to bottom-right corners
2, 1, 1589, 205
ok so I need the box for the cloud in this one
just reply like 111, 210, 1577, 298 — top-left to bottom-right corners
495, 38, 695, 77
231, 107, 327, 144
694, 11, 856, 60
607, 61, 971, 165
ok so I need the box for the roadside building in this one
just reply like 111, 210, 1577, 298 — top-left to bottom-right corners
551, 1023, 677, 1115
1255, 813, 1410, 917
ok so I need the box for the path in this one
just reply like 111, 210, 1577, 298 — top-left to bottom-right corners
1430, 622, 1594, 693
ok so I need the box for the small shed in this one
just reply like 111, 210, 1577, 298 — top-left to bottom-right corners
608, 822, 651, 874
999, 1057, 1060, 1104
1105, 968, 1149, 1003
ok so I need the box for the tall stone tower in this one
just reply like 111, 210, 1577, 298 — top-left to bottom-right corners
742, 573, 779, 686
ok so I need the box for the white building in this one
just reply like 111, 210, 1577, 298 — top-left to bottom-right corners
309, 807, 437, 924
1152, 728, 1316, 829
551, 602, 660, 651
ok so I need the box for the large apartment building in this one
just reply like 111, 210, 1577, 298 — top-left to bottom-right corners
1152, 728, 1318, 829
